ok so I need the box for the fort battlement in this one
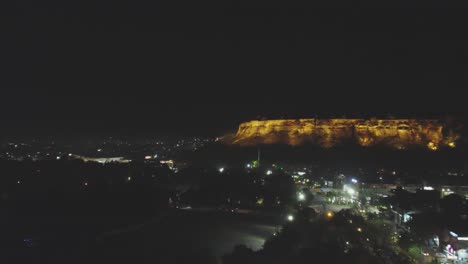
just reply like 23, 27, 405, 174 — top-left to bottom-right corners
224, 119, 457, 150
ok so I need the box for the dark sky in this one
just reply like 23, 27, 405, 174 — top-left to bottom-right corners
2, 0, 468, 137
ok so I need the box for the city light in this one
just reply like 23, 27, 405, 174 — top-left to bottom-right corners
343, 184, 357, 196
351, 178, 358, 183
219, 167, 225, 173
298, 192, 305, 201
127, 176, 132, 181
423, 186, 434, 191
427, 142, 438, 151
326, 211, 334, 218
287, 214, 294, 222
357, 227, 362, 232
266, 170, 273, 175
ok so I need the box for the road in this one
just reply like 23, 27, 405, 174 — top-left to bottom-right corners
93, 209, 280, 263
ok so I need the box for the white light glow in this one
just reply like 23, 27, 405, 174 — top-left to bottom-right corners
266, 170, 273, 175
287, 214, 294, 222
219, 167, 225, 173
298, 193, 305, 201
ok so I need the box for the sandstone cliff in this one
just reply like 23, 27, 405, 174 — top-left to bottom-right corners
224, 119, 457, 150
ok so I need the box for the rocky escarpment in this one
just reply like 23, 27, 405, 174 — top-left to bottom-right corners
223, 119, 457, 150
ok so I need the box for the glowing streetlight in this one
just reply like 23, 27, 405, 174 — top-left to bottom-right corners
266, 170, 273, 175
351, 178, 358, 183
298, 192, 305, 201
218, 167, 225, 173
287, 214, 294, 222
357, 227, 362, 232
326, 211, 334, 218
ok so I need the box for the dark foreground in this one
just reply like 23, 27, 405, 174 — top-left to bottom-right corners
94, 209, 279, 263
3, 209, 280, 264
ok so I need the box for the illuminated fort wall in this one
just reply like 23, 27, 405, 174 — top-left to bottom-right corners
229, 119, 456, 150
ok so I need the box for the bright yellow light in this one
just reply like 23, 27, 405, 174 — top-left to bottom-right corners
448, 142, 456, 148
326, 211, 334, 218
427, 142, 438, 151
357, 227, 362, 232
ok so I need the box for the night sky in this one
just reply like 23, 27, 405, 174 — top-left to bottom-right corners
2, 0, 467, 137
